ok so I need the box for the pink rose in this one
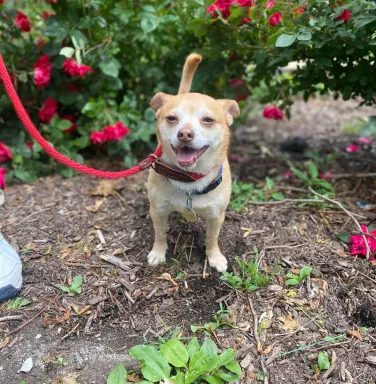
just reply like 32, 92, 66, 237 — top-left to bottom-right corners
90, 131, 107, 144
266, 1, 275, 9
63, 58, 93, 77
263, 106, 284, 120
337, 9, 351, 21
346, 144, 359, 153
268, 12, 282, 26
0, 168, 7, 189
359, 137, 371, 144
33, 55, 52, 88
0, 142, 13, 163
15, 11, 31, 32
103, 122, 130, 141
38, 98, 58, 123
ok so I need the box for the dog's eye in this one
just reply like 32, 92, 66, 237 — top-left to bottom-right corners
203, 117, 214, 123
166, 115, 177, 122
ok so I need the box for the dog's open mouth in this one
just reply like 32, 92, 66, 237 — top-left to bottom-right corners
171, 145, 209, 167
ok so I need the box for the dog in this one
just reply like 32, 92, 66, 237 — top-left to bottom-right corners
147, 53, 240, 272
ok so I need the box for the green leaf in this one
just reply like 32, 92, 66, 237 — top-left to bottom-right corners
59, 286, 70, 293
160, 339, 188, 368
140, 13, 159, 33
271, 192, 285, 201
171, 371, 185, 384
224, 361, 241, 377
216, 349, 236, 368
186, 352, 218, 384
299, 266, 312, 279
297, 32, 312, 41
71, 275, 83, 291
190, 325, 199, 333
285, 279, 300, 286
276, 34, 297, 48
99, 58, 121, 78
318, 352, 330, 371
264, 177, 274, 191
70, 29, 88, 49
187, 338, 200, 357
215, 371, 240, 382
336, 232, 350, 243
60, 47, 75, 58
129, 345, 170, 382
57, 120, 73, 131
291, 168, 308, 182
107, 364, 127, 384
308, 162, 319, 179
201, 338, 218, 357
203, 376, 224, 384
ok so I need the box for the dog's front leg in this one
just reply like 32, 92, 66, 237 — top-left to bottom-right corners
147, 207, 169, 266
205, 212, 227, 272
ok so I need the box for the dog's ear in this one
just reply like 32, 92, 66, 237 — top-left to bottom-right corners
217, 99, 240, 126
150, 92, 171, 113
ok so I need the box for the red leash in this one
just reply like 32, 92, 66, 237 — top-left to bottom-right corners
0, 54, 162, 179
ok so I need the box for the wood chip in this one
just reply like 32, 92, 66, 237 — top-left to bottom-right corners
100, 254, 131, 271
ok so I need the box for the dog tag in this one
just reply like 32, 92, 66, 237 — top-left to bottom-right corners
183, 196, 197, 222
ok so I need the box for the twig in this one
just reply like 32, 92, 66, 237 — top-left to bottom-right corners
329, 172, 376, 179
356, 270, 376, 285
61, 323, 80, 341
203, 257, 208, 279
7, 294, 60, 335
12, 208, 51, 226
309, 188, 371, 259
247, 295, 269, 384
0, 315, 23, 322
96, 229, 106, 245
123, 290, 136, 305
208, 326, 222, 347
100, 254, 131, 271
265, 243, 308, 250
248, 199, 325, 205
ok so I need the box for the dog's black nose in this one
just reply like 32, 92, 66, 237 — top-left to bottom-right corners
177, 128, 195, 143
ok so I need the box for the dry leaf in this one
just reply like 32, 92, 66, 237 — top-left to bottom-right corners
85, 199, 104, 213
277, 315, 300, 331
52, 372, 80, 384
283, 296, 311, 308
335, 248, 348, 257
127, 373, 142, 382
156, 273, 178, 287
0, 336, 10, 349
59, 249, 71, 260
69, 303, 91, 315
259, 310, 273, 331
348, 330, 363, 341
261, 345, 273, 355
92, 180, 115, 197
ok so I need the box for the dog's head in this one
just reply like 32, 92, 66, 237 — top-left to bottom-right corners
150, 54, 240, 172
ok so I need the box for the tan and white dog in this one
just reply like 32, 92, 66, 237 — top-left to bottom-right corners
147, 53, 240, 272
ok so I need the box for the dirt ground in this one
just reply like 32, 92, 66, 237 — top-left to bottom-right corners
1, 97, 376, 384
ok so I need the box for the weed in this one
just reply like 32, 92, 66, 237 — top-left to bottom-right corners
59, 275, 83, 294
285, 266, 312, 286
114, 337, 242, 383
220, 250, 271, 292
6, 297, 32, 310
304, 150, 337, 167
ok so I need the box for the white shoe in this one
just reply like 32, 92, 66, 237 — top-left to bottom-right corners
0, 233, 22, 302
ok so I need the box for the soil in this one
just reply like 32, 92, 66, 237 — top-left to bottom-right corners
1, 96, 376, 384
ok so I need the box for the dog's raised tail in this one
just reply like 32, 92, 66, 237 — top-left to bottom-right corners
178, 53, 202, 94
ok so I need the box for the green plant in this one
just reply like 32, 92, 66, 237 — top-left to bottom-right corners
304, 151, 337, 168
230, 178, 284, 211
291, 162, 334, 195
6, 297, 32, 310
220, 251, 271, 292
317, 351, 331, 371
285, 266, 312, 286
59, 275, 83, 294
191, 303, 235, 334
107, 363, 127, 384
127, 337, 241, 383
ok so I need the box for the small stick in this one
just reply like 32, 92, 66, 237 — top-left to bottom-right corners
203, 257, 208, 279
309, 188, 371, 259
248, 198, 325, 206
61, 323, 80, 341
96, 229, 106, 245
247, 296, 269, 384
208, 326, 222, 347
84, 312, 95, 334
123, 290, 135, 304
0, 315, 23, 322
357, 270, 376, 285
100, 254, 131, 271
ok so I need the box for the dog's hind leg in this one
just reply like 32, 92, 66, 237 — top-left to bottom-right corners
147, 207, 169, 266
205, 212, 228, 272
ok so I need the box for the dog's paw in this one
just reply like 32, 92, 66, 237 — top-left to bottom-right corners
207, 252, 228, 272
147, 249, 166, 266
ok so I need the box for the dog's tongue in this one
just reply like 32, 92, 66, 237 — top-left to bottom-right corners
177, 147, 197, 165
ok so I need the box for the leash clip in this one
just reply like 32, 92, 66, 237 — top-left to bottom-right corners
138, 154, 159, 170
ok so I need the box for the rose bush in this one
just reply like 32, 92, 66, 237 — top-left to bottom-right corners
1, 0, 376, 187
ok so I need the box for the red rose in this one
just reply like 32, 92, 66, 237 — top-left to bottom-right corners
103, 122, 130, 141
207, 0, 253, 19
42, 11, 53, 20
33, 55, 52, 88
236, 93, 247, 102
0, 142, 13, 163
236, 0, 253, 6
268, 12, 282, 26
0, 1, 4, 4
38, 98, 58, 123
63, 58, 93, 78
350, 225, 376, 260
337, 9, 351, 21
292, 7, 304, 14
90, 131, 107, 144
15, 11, 31, 32
63, 83, 78, 92
229, 79, 245, 87
37, 38, 46, 50
263, 106, 284, 120
26, 141, 33, 151
62, 115, 77, 134
266, 0, 275, 8
0, 168, 7, 190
